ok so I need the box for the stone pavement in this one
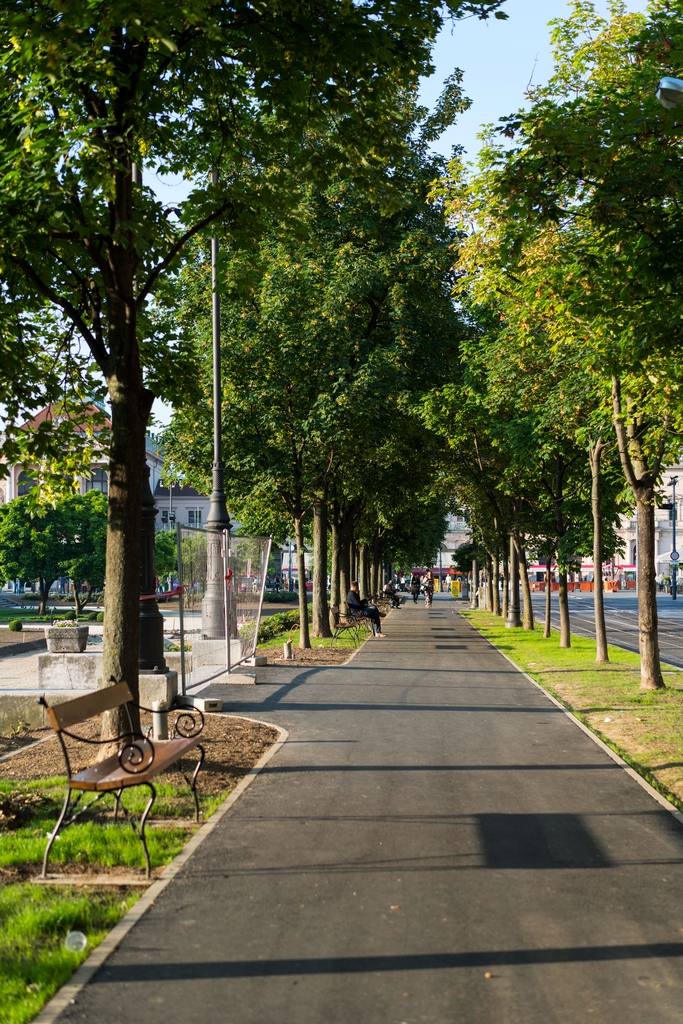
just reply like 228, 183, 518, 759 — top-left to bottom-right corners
57, 596, 683, 1024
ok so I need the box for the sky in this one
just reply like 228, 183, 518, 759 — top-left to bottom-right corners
419, 0, 646, 162
151, 0, 647, 427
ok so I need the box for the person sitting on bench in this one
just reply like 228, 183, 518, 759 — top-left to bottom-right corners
347, 581, 386, 637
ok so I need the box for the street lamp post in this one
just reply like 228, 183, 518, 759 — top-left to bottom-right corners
670, 476, 679, 601
201, 170, 231, 640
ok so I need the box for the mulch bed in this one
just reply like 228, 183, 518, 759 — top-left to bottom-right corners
257, 645, 359, 667
0, 714, 278, 795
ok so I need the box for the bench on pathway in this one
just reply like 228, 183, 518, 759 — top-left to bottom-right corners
329, 605, 372, 646
38, 682, 205, 879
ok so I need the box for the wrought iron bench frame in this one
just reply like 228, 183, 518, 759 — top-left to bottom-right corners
38, 682, 205, 879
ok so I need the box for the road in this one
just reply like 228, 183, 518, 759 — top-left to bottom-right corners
57, 596, 683, 1024
530, 591, 683, 668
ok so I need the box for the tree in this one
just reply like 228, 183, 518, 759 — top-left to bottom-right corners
163, 107, 465, 644
0, 0, 505, 721
59, 491, 108, 615
441, 1, 683, 684
0, 498, 66, 613
155, 531, 178, 583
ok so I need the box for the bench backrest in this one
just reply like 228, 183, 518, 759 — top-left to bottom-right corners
46, 682, 134, 732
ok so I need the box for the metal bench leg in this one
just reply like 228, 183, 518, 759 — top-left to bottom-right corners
130, 782, 156, 879
178, 746, 205, 823
113, 788, 123, 822
41, 785, 72, 879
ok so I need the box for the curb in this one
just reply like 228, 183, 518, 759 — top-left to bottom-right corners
457, 610, 683, 828
32, 716, 289, 1024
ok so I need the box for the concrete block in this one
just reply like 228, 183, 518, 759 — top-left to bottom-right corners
0, 692, 85, 734
164, 651, 193, 675
44, 625, 89, 653
191, 638, 245, 668
38, 652, 101, 690
139, 671, 178, 706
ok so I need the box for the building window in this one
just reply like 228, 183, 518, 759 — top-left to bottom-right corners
17, 471, 36, 496
85, 468, 108, 494
188, 509, 202, 526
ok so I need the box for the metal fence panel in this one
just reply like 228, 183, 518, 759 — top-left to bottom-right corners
228, 535, 272, 667
176, 527, 271, 690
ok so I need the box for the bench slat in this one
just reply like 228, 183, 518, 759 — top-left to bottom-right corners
47, 682, 134, 732
69, 736, 201, 791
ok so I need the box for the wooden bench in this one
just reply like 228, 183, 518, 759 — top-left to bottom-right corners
329, 605, 372, 646
38, 682, 205, 879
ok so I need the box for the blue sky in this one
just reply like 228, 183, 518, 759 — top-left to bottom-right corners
419, 0, 646, 161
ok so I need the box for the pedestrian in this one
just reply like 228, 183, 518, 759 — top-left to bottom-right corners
423, 570, 435, 609
347, 581, 386, 637
410, 573, 421, 604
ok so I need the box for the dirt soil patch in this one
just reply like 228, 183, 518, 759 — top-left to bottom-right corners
257, 645, 359, 666
0, 713, 279, 795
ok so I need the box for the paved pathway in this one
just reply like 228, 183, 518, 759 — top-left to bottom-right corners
59, 597, 683, 1024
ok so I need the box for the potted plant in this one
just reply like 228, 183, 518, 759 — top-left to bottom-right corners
44, 620, 89, 653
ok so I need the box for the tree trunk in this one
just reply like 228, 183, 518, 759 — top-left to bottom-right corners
611, 376, 666, 690
589, 440, 609, 663
558, 570, 570, 648
101, 379, 150, 741
38, 577, 51, 616
486, 553, 494, 611
501, 540, 509, 620
636, 495, 664, 689
371, 532, 381, 598
492, 545, 501, 616
294, 515, 310, 649
330, 510, 340, 628
359, 544, 369, 600
350, 535, 357, 584
312, 500, 331, 638
470, 558, 479, 609
516, 538, 534, 630
339, 518, 351, 612
73, 582, 92, 618
544, 552, 553, 640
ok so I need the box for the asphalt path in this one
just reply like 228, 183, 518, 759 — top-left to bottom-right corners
58, 595, 683, 1024
531, 592, 683, 668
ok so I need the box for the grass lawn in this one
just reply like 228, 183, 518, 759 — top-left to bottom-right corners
0, 714, 276, 1024
0, 778, 203, 1024
461, 608, 683, 811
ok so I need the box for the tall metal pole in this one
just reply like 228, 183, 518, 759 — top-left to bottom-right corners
671, 477, 678, 601
201, 170, 231, 640
288, 540, 293, 592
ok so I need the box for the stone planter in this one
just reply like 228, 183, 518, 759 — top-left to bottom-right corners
44, 625, 89, 653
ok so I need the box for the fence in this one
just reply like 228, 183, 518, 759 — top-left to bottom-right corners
175, 526, 271, 693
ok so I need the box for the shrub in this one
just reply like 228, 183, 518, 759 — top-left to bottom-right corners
61, 610, 76, 621
7, 619, 22, 632
265, 591, 305, 604
258, 606, 312, 643
96, 612, 104, 622
86, 611, 99, 621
